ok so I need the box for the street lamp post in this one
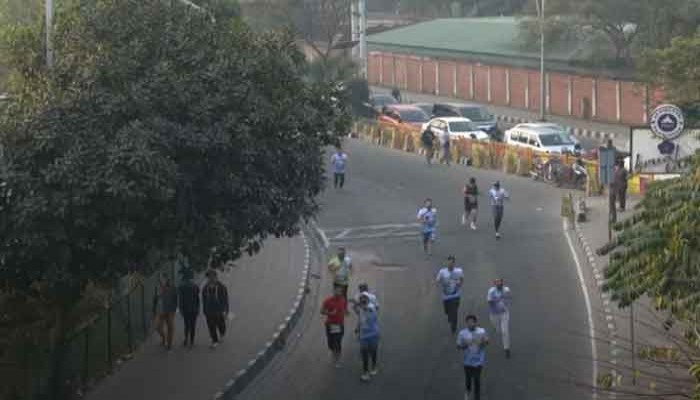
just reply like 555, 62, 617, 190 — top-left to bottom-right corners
46, 0, 54, 69
536, 0, 546, 121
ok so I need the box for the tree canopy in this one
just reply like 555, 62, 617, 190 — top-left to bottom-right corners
0, 0, 347, 303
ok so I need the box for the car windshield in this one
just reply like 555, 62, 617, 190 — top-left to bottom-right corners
415, 104, 433, 115
399, 109, 430, 123
449, 121, 478, 132
459, 107, 493, 122
539, 132, 575, 146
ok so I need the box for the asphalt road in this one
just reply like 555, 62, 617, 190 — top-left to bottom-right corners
237, 139, 594, 400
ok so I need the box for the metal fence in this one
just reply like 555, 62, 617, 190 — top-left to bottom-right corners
353, 119, 602, 194
1, 262, 181, 400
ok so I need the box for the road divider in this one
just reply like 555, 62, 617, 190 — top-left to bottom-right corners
352, 119, 602, 194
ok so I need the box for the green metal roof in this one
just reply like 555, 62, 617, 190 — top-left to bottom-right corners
367, 17, 632, 78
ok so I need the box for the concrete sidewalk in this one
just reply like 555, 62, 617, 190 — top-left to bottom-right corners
85, 235, 308, 400
572, 195, 685, 397
371, 85, 631, 150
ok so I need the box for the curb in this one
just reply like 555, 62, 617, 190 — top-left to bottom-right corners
572, 220, 619, 399
494, 114, 616, 141
212, 229, 313, 400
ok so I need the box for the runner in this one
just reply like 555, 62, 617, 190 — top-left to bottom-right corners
417, 198, 437, 256
462, 177, 479, 230
421, 127, 435, 165
321, 285, 349, 367
487, 278, 512, 358
436, 255, 464, 334
330, 145, 348, 189
351, 283, 379, 311
354, 293, 380, 381
488, 181, 509, 239
327, 247, 352, 299
457, 314, 489, 400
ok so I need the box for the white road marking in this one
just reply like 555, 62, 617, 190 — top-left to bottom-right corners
312, 219, 330, 249
323, 222, 421, 233
335, 229, 352, 239
330, 231, 419, 242
563, 218, 599, 400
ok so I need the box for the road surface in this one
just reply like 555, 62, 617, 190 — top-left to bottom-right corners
237, 139, 594, 400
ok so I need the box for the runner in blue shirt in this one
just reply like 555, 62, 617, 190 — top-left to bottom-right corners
417, 198, 437, 256
457, 314, 489, 400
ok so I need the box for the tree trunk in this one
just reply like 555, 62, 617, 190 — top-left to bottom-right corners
49, 307, 69, 400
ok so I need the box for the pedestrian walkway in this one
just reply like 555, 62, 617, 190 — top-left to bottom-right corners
573, 196, 685, 397
371, 86, 631, 149
85, 236, 307, 400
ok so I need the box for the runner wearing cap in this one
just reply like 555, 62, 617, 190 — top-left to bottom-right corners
436, 256, 464, 334
354, 293, 380, 381
488, 181, 509, 239
487, 278, 512, 358
351, 283, 379, 311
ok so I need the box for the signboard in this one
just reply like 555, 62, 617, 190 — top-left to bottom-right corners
631, 128, 700, 174
650, 104, 685, 140
598, 147, 616, 186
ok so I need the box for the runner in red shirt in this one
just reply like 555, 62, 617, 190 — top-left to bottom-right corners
321, 285, 348, 367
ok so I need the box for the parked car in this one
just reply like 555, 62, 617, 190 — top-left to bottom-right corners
369, 93, 399, 114
412, 102, 434, 117
421, 117, 490, 141
432, 103, 500, 140
378, 104, 430, 128
505, 123, 580, 154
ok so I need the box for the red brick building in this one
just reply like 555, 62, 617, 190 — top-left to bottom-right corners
367, 18, 660, 126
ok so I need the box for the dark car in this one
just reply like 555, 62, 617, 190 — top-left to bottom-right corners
412, 102, 434, 117
432, 103, 501, 140
379, 104, 430, 128
369, 93, 399, 114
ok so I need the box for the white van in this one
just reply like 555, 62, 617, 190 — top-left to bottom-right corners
505, 123, 579, 154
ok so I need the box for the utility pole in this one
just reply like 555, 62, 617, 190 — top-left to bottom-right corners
358, 0, 367, 78
536, 0, 546, 121
46, 0, 54, 69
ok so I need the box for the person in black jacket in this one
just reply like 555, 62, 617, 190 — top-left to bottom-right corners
178, 269, 200, 348
202, 269, 229, 348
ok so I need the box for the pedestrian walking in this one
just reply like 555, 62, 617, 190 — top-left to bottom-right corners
488, 181, 509, 239
457, 314, 489, 400
438, 127, 451, 165
321, 285, 349, 368
391, 87, 402, 103
462, 177, 479, 230
202, 269, 229, 349
421, 127, 435, 165
178, 269, 200, 348
487, 278, 512, 358
152, 275, 178, 350
351, 283, 379, 311
436, 256, 464, 334
354, 293, 380, 381
327, 247, 353, 300
417, 198, 438, 256
613, 160, 628, 211
331, 145, 348, 189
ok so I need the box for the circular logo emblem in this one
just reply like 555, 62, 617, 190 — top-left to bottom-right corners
650, 104, 685, 140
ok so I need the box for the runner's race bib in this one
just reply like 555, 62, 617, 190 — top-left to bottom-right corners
328, 324, 342, 334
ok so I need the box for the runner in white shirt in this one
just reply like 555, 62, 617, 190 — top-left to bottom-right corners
488, 181, 509, 239
487, 278, 512, 358
417, 198, 438, 256
436, 255, 464, 334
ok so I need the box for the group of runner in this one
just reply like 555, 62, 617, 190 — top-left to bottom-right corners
321, 247, 381, 382
435, 257, 512, 400
418, 178, 510, 256
326, 144, 514, 398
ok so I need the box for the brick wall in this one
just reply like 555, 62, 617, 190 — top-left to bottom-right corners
549, 73, 569, 116
368, 51, 657, 125
438, 61, 455, 97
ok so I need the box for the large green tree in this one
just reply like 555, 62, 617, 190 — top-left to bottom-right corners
0, 0, 347, 396
638, 34, 700, 125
